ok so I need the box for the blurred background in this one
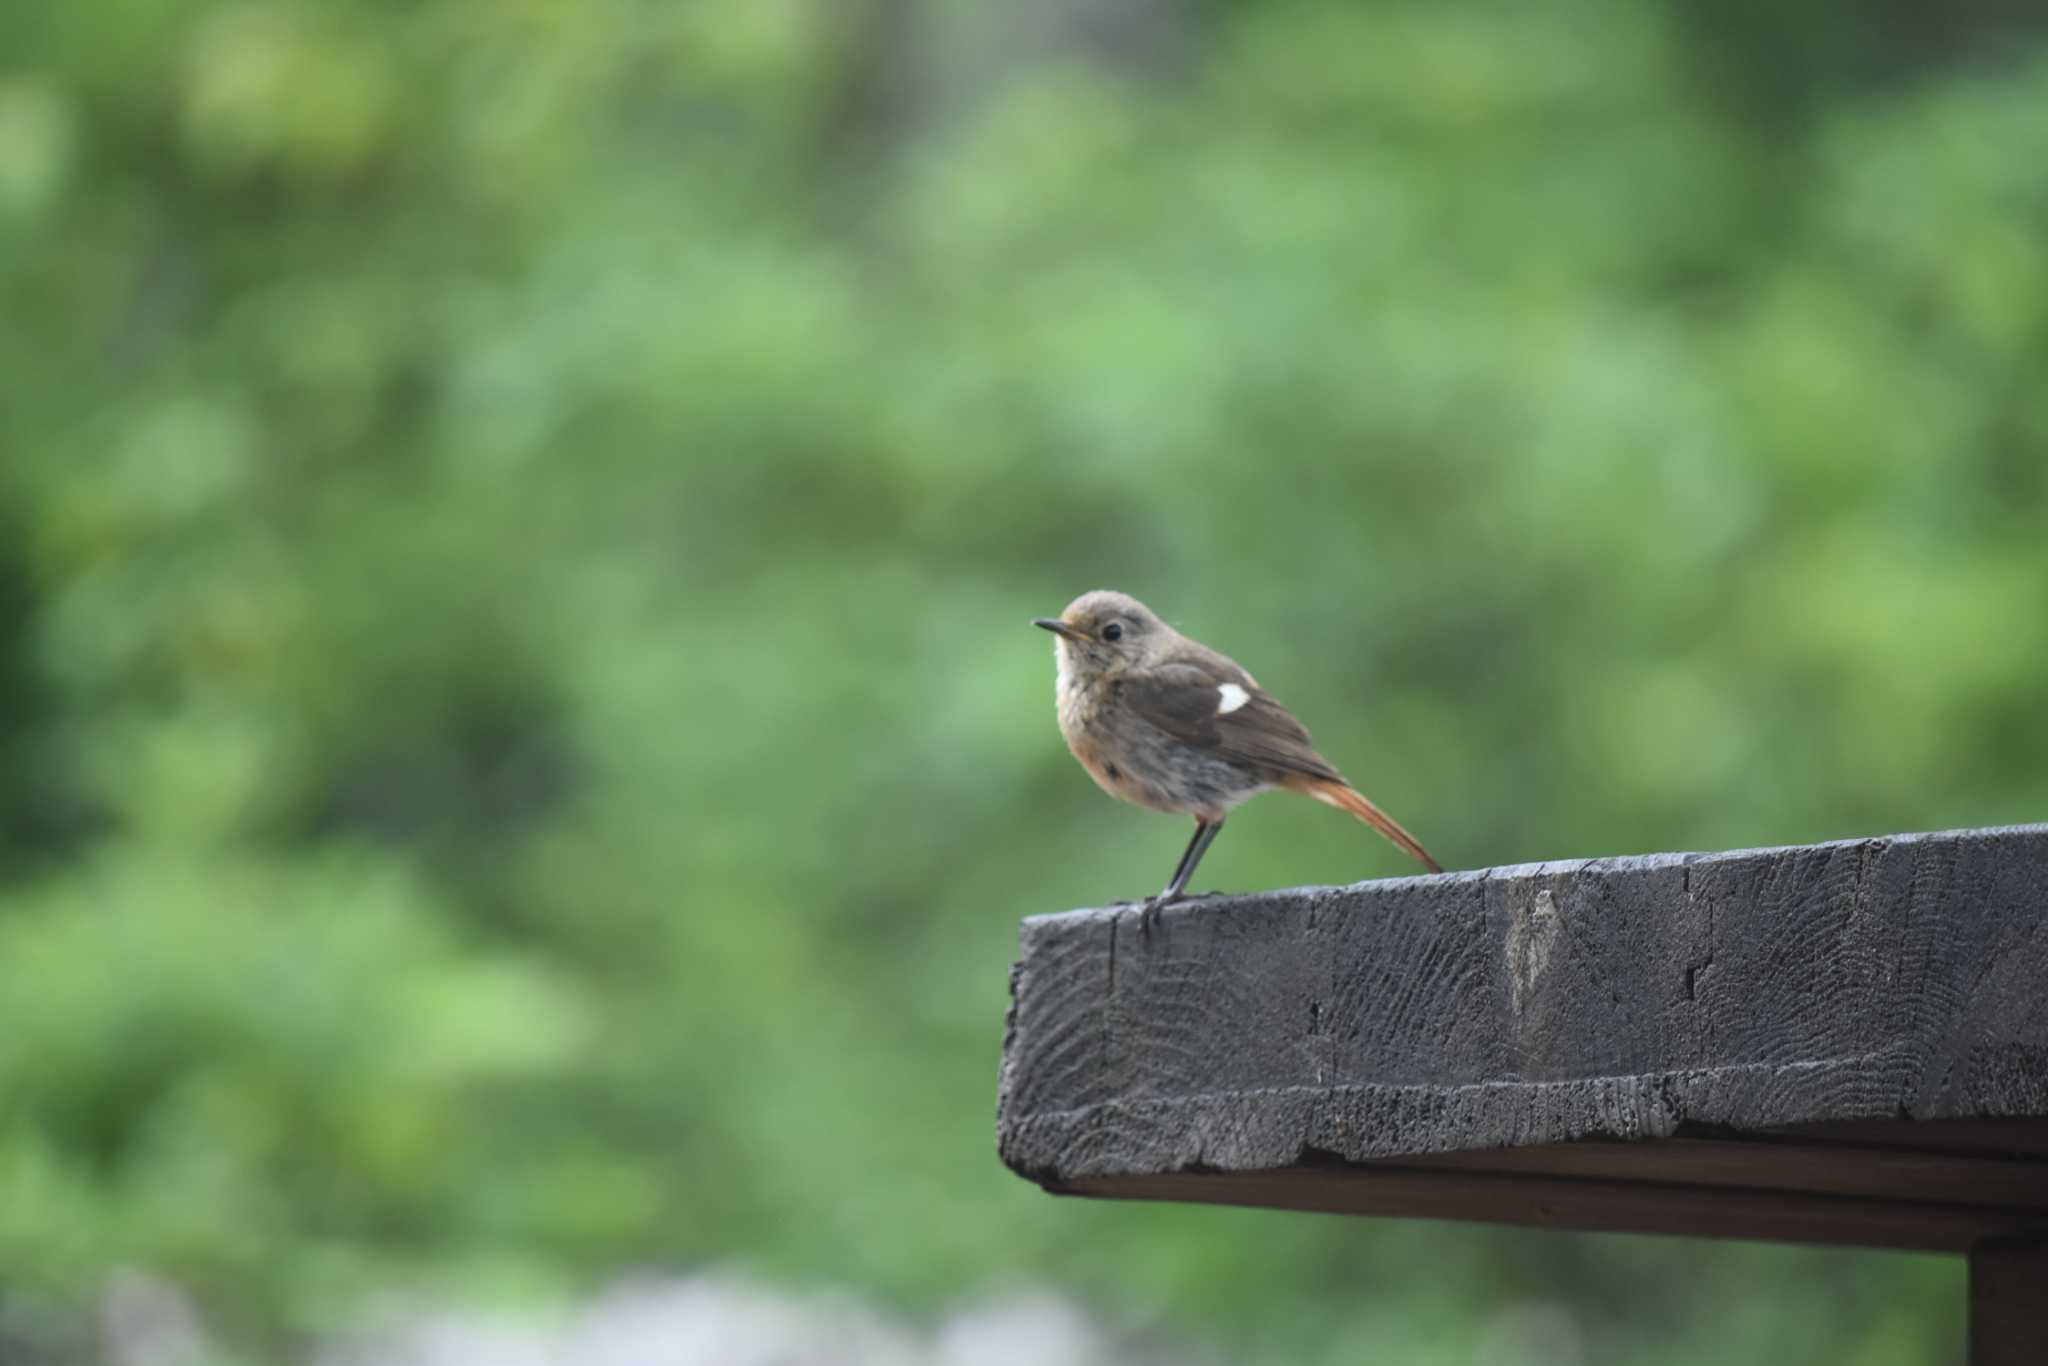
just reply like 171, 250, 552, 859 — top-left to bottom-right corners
3, 0, 2047, 1362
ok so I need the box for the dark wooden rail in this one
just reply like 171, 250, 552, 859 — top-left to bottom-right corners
998, 825, 2048, 1363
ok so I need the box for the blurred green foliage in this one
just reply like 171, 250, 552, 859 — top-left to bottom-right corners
3, 0, 2047, 1360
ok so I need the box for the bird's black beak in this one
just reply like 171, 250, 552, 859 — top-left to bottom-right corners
1033, 617, 1086, 642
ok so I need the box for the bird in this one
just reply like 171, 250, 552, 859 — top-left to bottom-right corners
1034, 590, 1440, 926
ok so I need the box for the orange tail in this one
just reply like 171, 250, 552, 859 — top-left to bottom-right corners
1287, 776, 1443, 874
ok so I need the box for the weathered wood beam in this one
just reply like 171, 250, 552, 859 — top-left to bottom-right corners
1971, 1236, 2048, 1366
999, 825, 2048, 1253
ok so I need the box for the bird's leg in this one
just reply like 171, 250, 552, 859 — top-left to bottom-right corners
1162, 818, 1222, 902
1141, 818, 1223, 933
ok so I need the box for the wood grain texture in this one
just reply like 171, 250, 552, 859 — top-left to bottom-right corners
997, 825, 2048, 1248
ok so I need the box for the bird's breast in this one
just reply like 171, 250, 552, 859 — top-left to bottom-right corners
1054, 673, 1100, 762
1055, 679, 1247, 816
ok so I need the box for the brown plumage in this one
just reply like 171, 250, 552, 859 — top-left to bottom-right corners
1034, 590, 1440, 924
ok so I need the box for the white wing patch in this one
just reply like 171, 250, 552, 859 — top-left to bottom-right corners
1217, 683, 1250, 714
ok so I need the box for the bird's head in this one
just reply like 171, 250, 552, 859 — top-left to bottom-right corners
1033, 590, 1171, 680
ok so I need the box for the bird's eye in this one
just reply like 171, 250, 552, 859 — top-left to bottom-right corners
1102, 622, 1124, 642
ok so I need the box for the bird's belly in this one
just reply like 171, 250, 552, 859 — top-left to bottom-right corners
1069, 731, 1183, 812
1060, 704, 1264, 818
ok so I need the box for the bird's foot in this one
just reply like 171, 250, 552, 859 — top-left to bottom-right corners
1137, 892, 1181, 936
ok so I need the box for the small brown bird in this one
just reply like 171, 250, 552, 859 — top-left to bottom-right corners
1035, 590, 1440, 923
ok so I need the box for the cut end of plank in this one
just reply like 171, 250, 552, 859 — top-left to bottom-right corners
998, 825, 2048, 1250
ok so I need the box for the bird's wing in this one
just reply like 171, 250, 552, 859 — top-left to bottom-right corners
1117, 660, 1344, 783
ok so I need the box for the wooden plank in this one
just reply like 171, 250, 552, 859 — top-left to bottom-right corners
1067, 1166, 2044, 1253
999, 825, 2048, 1247
1775, 1117, 2048, 1160
1395, 1128, 2048, 1213
1970, 1237, 2048, 1366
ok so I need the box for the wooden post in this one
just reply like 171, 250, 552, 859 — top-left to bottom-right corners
998, 826, 2048, 1303
1971, 1237, 2048, 1366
